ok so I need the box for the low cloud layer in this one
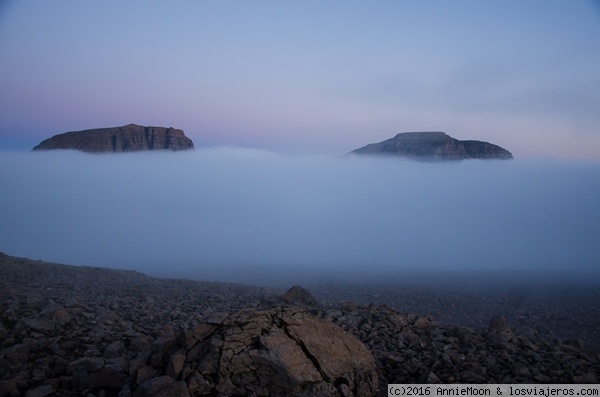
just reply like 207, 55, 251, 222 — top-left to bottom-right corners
1, 149, 598, 286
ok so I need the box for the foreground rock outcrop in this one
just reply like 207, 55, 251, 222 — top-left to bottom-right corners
32, 124, 194, 152
139, 308, 378, 397
349, 131, 512, 161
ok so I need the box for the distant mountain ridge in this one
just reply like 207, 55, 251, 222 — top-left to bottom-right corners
32, 124, 194, 152
349, 131, 512, 161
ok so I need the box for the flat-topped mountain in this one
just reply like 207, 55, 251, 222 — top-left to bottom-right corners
349, 131, 512, 161
32, 124, 194, 152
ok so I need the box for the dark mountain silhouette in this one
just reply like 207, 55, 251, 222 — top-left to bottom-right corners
32, 124, 194, 152
349, 131, 512, 161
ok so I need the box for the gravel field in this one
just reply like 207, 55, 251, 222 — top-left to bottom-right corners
310, 276, 600, 351
1, 252, 598, 396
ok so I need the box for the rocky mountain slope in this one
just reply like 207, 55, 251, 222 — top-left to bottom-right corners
32, 124, 194, 152
1, 253, 598, 396
349, 131, 513, 161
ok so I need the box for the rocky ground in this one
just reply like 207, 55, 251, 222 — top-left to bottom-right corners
311, 278, 600, 351
1, 253, 599, 397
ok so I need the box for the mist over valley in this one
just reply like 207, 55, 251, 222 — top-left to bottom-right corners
1, 148, 598, 286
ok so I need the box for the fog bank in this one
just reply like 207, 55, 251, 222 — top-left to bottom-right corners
1, 149, 598, 286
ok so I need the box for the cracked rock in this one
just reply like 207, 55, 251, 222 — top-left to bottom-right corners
156, 308, 378, 397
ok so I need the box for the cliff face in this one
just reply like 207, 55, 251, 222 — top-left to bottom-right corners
349, 131, 512, 161
32, 124, 194, 152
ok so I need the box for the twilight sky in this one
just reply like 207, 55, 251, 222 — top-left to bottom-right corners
1, 1, 599, 159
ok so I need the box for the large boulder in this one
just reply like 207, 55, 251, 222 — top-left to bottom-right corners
348, 131, 512, 161
32, 124, 194, 152
152, 308, 378, 396
281, 285, 318, 306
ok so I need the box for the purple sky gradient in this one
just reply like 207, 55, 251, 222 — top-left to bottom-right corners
1, 1, 599, 158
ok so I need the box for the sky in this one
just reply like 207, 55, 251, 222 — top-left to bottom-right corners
1, 1, 600, 159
